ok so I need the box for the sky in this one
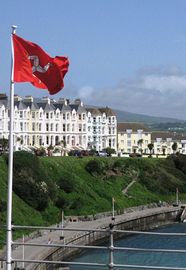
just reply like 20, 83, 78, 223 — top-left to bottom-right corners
1, 0, 186, 120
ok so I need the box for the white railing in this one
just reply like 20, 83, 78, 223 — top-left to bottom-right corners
1, 224, 186, 270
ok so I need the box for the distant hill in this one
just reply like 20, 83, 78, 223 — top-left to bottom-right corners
86, 105, 185, 123
113, 109, 186, 124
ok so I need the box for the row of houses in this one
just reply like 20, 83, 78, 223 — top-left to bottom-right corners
117, 123, 186, 156
0, 94, 117, 152
0, 94, 186, 156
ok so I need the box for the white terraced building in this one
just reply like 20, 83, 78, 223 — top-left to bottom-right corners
86, 107, 117, 151
0, 94, 117, 152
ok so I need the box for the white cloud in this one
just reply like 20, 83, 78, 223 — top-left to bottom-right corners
143, 75, 186, 93
78, 86, 94, 99
77, 66, 186, 120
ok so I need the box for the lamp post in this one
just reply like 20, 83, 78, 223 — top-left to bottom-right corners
60, 210, 64, 240
176, 188, 179, 206
112, 197, 115, 221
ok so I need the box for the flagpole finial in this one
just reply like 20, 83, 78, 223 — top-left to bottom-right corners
11, 25, 17, 34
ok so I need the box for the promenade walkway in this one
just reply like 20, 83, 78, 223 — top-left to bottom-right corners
1, 205, 180, 270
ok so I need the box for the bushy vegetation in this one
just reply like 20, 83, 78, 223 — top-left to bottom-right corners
1, 152, 186, 248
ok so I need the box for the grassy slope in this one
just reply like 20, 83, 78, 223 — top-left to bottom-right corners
1, 154, 186, 247
40, 156, 176, 214
0, 157, 47, 245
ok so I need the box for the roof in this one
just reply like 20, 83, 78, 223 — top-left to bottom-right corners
36, 102, 55, 111
99, 107, 116, 116
117, 122, 149, 132
86, 108, 102, 116
14, 101, 27, 110
23, 101, 39, 110
151, 131, 186, 141
69, 104, 86, 113
53, 102, 71, 111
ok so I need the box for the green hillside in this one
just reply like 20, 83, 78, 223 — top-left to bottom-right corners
1, 152, 186, 246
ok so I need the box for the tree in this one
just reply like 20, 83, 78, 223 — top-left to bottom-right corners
60, 140, 67, 148
0, 138, 9, 153
104, 147, 116, 157
172, 142, 178, 154
148, 143, 154, 157
137, 139, 143, 154
137, 139, 143, 147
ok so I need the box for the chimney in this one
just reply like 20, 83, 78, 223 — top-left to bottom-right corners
14, 95, 22, 101
0, 93, 8, 100
23, 96, 34, 102
42, 97, 50, 104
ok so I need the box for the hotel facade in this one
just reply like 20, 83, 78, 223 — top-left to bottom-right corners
0, 94, 117, 152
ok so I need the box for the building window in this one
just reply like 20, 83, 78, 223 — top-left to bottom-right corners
63, 124, 66, 132
46, 123, 49, 131
127, 140, 131, 147
32, 136, 35, 145
46, 112, 49, 119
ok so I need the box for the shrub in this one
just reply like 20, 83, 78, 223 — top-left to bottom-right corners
0, 200, 6, 212
58, 177, 75, 193
85, 159, 106, 175
12, 151, 50, 211
113, 159, 125, 172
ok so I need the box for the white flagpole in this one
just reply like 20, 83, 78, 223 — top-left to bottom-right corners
6, 25, 17, 270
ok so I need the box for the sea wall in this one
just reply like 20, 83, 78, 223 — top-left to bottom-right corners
34, 207, 180, 270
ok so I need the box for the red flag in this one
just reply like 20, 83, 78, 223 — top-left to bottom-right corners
13, 34, 69, 95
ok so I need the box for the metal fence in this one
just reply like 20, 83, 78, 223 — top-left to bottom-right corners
1, 224, 186, 270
